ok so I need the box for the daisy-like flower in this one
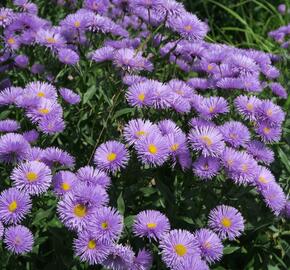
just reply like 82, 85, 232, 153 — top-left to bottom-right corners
132, 249, 153, 270
167, 79, 194, 100
123, 119, 160, 145
135, 133, 169, 166
256, 100, 285, 126
234, 95, 261, 121
133, 210, 170, 240
91, 46, 115, 63
269, 82, 287, 99
102, 244, 135, 270
0, 133, 30, 163
0, 188, 31, 225
11, 161, 52, 196
59, 88, 81, 104
0, 87, 23, 106
260, 182, 286, 216
42, 147, 75, 167
14, 55, 29, 68
25, 147, 44, 162
158, 119, 182, 136
36, 28, 66, 49
177, 255, 209, 270
253, 166, 275, 190
76, 166, 111, 188
208, 205, 245, 240
22, 129, 39, 143
151, 80, 171, 109
196, 96, 229, 119
154, 0, 185, 18
195, 229, 223, 264
61, 13, 89, 30
192, 156, 220, 180
0, 119, 20, 132
94, 141, 129, 173
189, 117, 216, 129
189, 126, 225, 157
83, 0, 110, 15
73, 230, 111, 265
245, 140, 274, 164
88, 206, 123, 241
126, 81, 155, 107
0, 8, 14, 27
166, 132, 188, 159
4, 225, 34, 254
255, 121, 281, 143
220, 121, 250, 148
58, 48, 80, 65
53, 170, 77, 196
38, 114, 65, 134
159, 229, 201, 268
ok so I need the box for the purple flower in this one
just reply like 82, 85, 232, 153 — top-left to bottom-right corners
255, 121, 281, 143
0, 8, 15, 27
94, 141, 129, 173
135, 133, 169, 166
189, 126, 225, 157
83, 0, 110, 14
0, 133, 30, 163
192, 156, 220, 180
158, 119, 182, 136
208, 205, 245, 240
234, 95, 261, 121
14, 54, 29, 68
0, 119, 20, 132
133, 210, 170, 240
154, 0, 185, 18
38, 114, 65, 134
195, 229, 223, 264
53, 170, 77, 196
4, 225, 34, 254
126, 81, 155, 107
88, 206, 123, 241
59, 88, 81, 104
73, 231, 111, 265
42, 147, 75, 168
76, 166, 111, 188
22, 129, 39, 143
0, 87, 23, 106
11, 161, 52, 196
196, 96, 229, 119
132, 249, 153, 270
254, 166, 275, 190
177, 255, 209, 270
269, 82, 287, 99
0, 188, 31, 225
24, 82, 55, 100
31, 63, 45, 74
278, 4, 286, 14
58, 48, 80, 65
245, 140, 274, 164
219, 121, 250, 148
61, 13, 89, 30
256, 100, 285, 126
189, 117, 216, 129
102, 244, 135, 270
36, 28, 66, 49
91, 46, 115, 63
159, 229, 200, 268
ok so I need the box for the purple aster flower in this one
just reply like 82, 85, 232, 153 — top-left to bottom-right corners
278, 4, 286, 14
5, 34, 20, 50
208, 205, 245, 240
122, 75, 147, 86
57, 192, 95, 232
159, 229, 200, 268
88, 206, 123, 241
31, 63, 45, 74
253, 166, 275, 190
188, 126, 225, 157
0, 8, 15, 27
132, 249, 153, 270
24, 81, 57, 101
38, 114, 65, 134
102, 244, 135, 270
123, 119, 160, 145
150, 80, 171, 109
61, 13, 89, 30
195, 229, 223, 264
0, 119, 20, 132
113, 48, 153, 72
91, 46, 115, 63
94, 141, 129, 173
269, 82, 287, 99
256, 100, 285, 126
4, 225, 34, 254
59, 88, 80, 104
260, 182, 286, 216
166, 79, 195, 100
245, 140, 274, 164
192, 156, 220, 180
166, 132, 188, 160
154, 0, 185, 18
0, 188, 31, 225
25, 147, 44, 162
0, 133, 30, 164
73, 231, 111, 265
126, 81, 155, 107
11, 161, 52, 196
76, 166, 111, 188
187, 78, 210, 91
158, 119, 182, 136
177, 255, 209, 270
22, 130, 39, 143
219, 121, 250, 148
53, 170, 77, 196
133, 210, 170, 240
0, 87, 23, 106
196, 96, 229, 119
14, 54, 29, 68
255, 121, 282, 143
58, 48, 80, 65
83, 0, 110, 14
189, 117, 216, 129
36, 28, 66, 49
135, 133, 169, 166
176, 150, 192, 171
234, 95, 261, 121
42, 147, 75, 168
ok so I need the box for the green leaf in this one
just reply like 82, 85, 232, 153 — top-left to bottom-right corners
112, 108, 135, 121
223, 246, 240, 255
82, 85, 96, 104
278, 147, 290, 173
117, 192, 125, 215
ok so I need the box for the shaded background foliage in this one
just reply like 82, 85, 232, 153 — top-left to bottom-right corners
0, 0, 289, 269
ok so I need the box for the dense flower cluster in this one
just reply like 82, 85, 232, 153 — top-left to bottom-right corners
0, 0, 289, 269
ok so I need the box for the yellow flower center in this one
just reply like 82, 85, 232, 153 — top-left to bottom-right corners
227, 159, 233, 166
87, 240, 96, 249
62, 182, 71, 191
148, 144, 158, 154
263, 127, 270, 134
170, 143, 179, 151
38, 108, 50, 114
204, 164, 209, 170
0, 15, 6, 20
244, 82, 251, 87
136, 130, 146, 137
26, 172, 38, 182
208, 64, 213, 71
209, 106, 215, 113
101, 222, 108, 229
74, 21, 81, 28
74, 204, 87, 218
201, 136, 212, 146
203, 241, 211, 249
221, 217, 232, 228
266, 109, 273, 116
184, 25, 192, 31
138, 92, 145, 102
8, 37, 15, 44
175, 90, 184, 95
258, 176, 268, 184
46, 37, 56, 43
174, 244, 187, 256
37, 91, 45, 97
241, 164, 248, 172
230, 133, 237, 139
147, 222, 157, 229
107, 152, 117, 162
246, 103, 254, 111
8, 200, 18, 212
